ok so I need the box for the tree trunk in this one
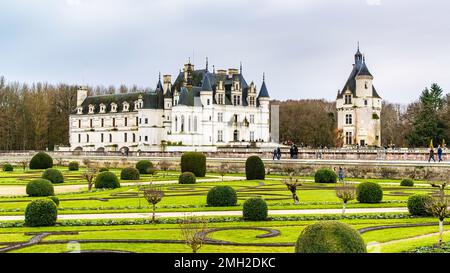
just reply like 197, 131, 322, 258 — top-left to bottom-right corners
152, 203, 156, 223
439, 220, 444, 246
342, 202, 347, 216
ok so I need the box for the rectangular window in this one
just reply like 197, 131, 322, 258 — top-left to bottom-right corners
89, 119, 93, 128
86, 134, 89, 143
218, 130, 223, 142
218, 113, 223, 122
145, 136, 148, 142
345, 132, 352, 145
78, 120, 81, 128
78, 134, 81, 143
345, 114, 352, 125
345, 94, 352, 104
136, 117, 139, 126
101, 118, 104, 127
112, 118, 116, 127
109, 134, 112, 142
207, 99, 210, 105
124, 133, 127, 142
145, 118, 148, 124
250, 131, 255, 141
101, 133, 104, 143
250, 114, 255, 124
125, 117, 128, 127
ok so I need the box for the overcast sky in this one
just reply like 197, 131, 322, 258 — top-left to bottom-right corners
1, 0, 449, 103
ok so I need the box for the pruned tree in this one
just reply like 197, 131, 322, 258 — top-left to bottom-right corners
282, 174, 301, 204
82, 158, 91, 167
159, 160, 170, 178
282, 164, 296, 176
335, 184, 356, 215
82, 166, 98, 191
179, 216, 209, 253
217, 162, 229, 182
426, 172, 450, 247
143, 185, 164, 223
19, 160, 28, 171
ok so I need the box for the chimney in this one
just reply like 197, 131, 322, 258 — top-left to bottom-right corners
76, 86, 88, 107
217, 69, 227, 76
163, 75, 172, 94
228, 68, 239, 76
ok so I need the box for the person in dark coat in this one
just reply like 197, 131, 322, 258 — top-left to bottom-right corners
293, 145, 298, 159
429, 148, 436, 162
438, 145, 443, 162
289, 145, 294, 159
338, 167, 345, 182
273, 148, 278, 160
276, 147, 281, 160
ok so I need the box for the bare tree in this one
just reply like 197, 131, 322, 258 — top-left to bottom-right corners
217, 163, 229, 182
82, 166, 97, 191
111, 161, 119, 169
159, 160, 170, 178
336, 184, 356, 215
179, 216, 209, 253
143, 185, 164, 223
282, 174, 301, 204
82, 158, 91, 167
426, 196, 449, 247
103, 161, 111, 169
19, 160, 28, 171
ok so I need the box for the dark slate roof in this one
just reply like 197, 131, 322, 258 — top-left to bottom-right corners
356, 61, 373, 77
337, 59, 381, 99
201, 73, 213, 91
178, 87, 195, 106
258, 80, 270, 98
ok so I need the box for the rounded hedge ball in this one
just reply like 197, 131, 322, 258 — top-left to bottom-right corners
407, 194, 433, 216
42, 168, 64, 184
356, 182, 383, 203
48, 196, 60, 207
207, 186, 237, 207
120, 167, 140, 180
95, 171, 120, 189
179, 172, 196, 184
400, 179, 414, 187
243, 198, 268, 221
26, 179, 55, 197
99, 167, 109, 172
295, 221, 367, 253
245, 156, 265, 180
68, 161, 79, 171
2, 163, 13, 172
181, 152, 206, 177
25, 199, 58, 227
314, 168, 337, 183
136, 160, 155, 175
29, 152, 53, 169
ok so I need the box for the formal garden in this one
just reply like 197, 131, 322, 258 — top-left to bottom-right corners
1, 152, 450, 253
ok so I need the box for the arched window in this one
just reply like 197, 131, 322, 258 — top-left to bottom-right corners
194, 116, 198, 132
233, 130, 239, 142
175, 116, 178, 132
181, 115, 185, 132
86, 134, 89, 143
188, 116, 191, 132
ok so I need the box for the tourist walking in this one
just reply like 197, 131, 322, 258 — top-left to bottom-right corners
293, 144, 298, 159
338, 167, 345, 182
438, 145, 443, 162
272, 148, 278, 160
428, 148, 436, 162
289, 145, 294, 159
276, 147, 282, 160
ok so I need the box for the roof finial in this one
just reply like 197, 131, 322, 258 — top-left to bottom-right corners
159, 71, 161, 81
263, 72, 265, 82
206, 57, 209, 71
357, 41, 360, 51
213, 65, 215, 74
188, 57, 191, 64
240, 61, 242, 74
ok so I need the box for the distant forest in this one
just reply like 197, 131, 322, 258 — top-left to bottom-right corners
0, 76, 448, 150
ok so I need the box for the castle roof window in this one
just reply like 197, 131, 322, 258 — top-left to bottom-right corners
99, 103, 106, 113
111, 102, 118, 112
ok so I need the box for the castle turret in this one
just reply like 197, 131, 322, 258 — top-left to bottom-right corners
200, 73, 213, 107
257, 73, 270, 109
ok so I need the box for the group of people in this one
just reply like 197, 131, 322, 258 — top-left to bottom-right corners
428, 145, 444, 162
272, 147, 282, 160
289, 144, 299, 159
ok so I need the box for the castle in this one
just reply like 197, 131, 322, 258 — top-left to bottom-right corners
69, 60, 271, 152
336, 45, 382, 147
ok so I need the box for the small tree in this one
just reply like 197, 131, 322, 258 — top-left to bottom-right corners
159, 160, 170, 177
56, 158, 63, 166
120, 157, 128, 168
20, 160, 28, 171
143, 185, 164, 223
426, 172, 450, 247
282, 174, 301, 204
218, 163, 229, 182
283, 164, 296, 176
82, 166, 98, 191
103, 161, 111, 169
82, 158, 91, 167
112, 161, 119, 169
179, 216, 208, 253
336, 184, 356, 215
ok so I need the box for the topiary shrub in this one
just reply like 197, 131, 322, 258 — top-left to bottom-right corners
120, 167, 140, 180
207, 186, 237, 207
136, 160, 156, 175
245, 156, 265, 180
99, 167, 109, 172
356, 182, 383, 203
68, 161, 79, 171
42, 168, 64, 184
95, 171, 120, 189
29, 152, 53, 169
407, 194, 433, 216
243, 198, 268, 221
48, 196, 60, 207
179, 172, 196, 184
2, 163, 13, 172
401, 179, 414, 187
295, 221, 366, 253
181, 152, 206, 177
26, 179, 54, 197
314, 168, 337, 183
24, 199, 58, 227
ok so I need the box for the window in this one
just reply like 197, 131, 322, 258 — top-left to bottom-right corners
237, 96, 241, 105
249, 97, 255, 106
78, 120, 81, 128
194, 116, 198, 132
175, 116, 178, 132
217, 94, 224, 105
139, 118, 142, 124
234, 114, 238, 123
218, 113, 223, 122
345, 114, 352, 125
145, 118, 148, 124
123, 102, 129, 111
90, 119, 93, 128
250, 131, 255, 141
136, 117, 139, 126
125, 117, 128, 127
100, 104, 106, 113
133, 133, 136, 142
78, 134, 81, 143
207, 99, 210, 105
345, 132, 352, 145
250, 114, 255, 124
111, 103, 117, 112
145, 136, 148, 142
233, 96, 237, 106
88, 105, 94, 114
344, 94, 352, 104
101, 133, 104, 143
101, 118, 104, 127
217, 130, 223, 142
365, 82, 368, 89
124, 133, 127, 142
86, 134, 89, 143
188, 116, 191, 132
364, 100, 368, 106
77, 107, 83, 114
109, 134, 112, 142
181, 116, 185, 132
112, 118, 116, 127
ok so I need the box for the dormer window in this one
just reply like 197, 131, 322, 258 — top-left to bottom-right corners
111, 103, 117, 112
99, 104, 106, 113
365, 82, 368, 89
88, 104, 95, 114
77, 107, 83, 114
123, 102, 129, 112
344, 94, 352, 105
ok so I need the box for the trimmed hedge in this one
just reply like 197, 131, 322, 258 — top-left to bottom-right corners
24, 199, 58, 227
179, 172, 196, 184
29, 152, 53, 169
407, 194, 433, 216
181, 152, 206, 177
356, 182, 383, 203
26, 179, 54, 197
243, 198, 268, 221
120, 167, 140, 180
48, 196, 60, 207
314, 168, 337, 183
401, 179, 414, 187
136, 160, 156, 175
99, 167, 109, 172
245, 156, 265, 180
2, 163, 13, 172
295, 221, 367, 253
42, 168, 64, 184
95, 171, 120, 189
207, 186, 237, 207
68, 161, 79, 171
